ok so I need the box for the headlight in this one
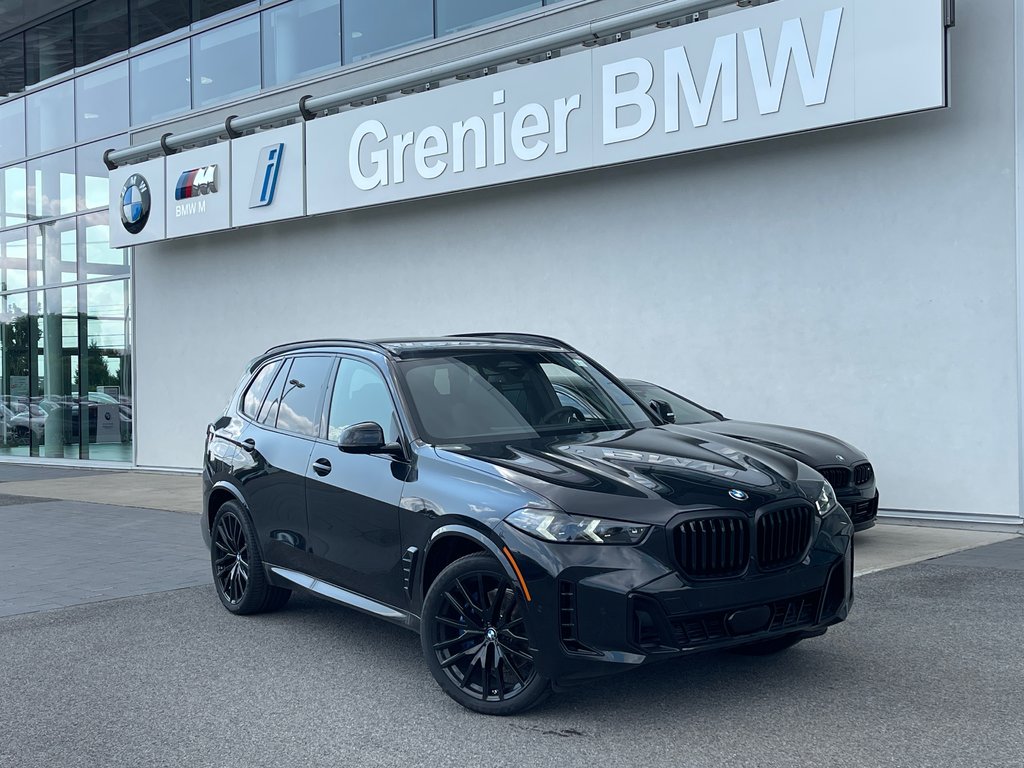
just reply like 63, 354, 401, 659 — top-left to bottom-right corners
815, 481, 838, 517
505, 508, 649, 544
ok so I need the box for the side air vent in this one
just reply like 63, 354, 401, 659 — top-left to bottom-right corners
402, 547, 418, 599
559, 581, 597, 655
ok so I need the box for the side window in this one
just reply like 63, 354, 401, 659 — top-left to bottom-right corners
257, 359, 290, 426
276, 355, 335, 437
241, 360, 281, 417
327, 358, 400, 444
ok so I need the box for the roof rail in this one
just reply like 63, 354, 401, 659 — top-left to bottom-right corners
250, 338, 391, 370
448, 333, 578, 350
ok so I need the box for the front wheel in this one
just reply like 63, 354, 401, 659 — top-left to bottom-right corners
421, 553, 550, 715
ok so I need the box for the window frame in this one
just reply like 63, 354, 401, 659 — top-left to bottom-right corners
239, 358, 282, 419
322, 353, 408, 449
244, 353, 334, 438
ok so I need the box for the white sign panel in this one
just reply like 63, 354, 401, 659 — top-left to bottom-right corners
109, 0, 945, 244
305, 0, 945, 215
165, 143, 231, 238
231, 123, 306, 227
109, 157, 166, 248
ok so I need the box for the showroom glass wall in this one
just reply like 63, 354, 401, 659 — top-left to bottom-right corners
0, 0, 574, 464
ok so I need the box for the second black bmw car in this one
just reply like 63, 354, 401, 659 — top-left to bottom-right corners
203, 335, 854, 715
620, 380, 879, 531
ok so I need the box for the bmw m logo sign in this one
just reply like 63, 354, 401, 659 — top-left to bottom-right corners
175, 164, 218, 200
120, 174, 151, 234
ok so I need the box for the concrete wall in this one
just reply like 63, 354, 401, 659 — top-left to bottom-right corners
134, 0, 1023, 522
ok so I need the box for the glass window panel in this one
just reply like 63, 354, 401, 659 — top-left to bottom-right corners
192, 1, 256, 23
275, 355, 333, 436
0, 291, 34, 459
34, 217, 78, 287
25, 13, 74, 86
192, 16, 260, 108
27, 150, 76, 220
0, 99, 26, 164
343, 0, 432, 64
130, 41, 191, 125
0, 228, 28, 292
263, 0, 340, 88
0, 34, 25, 98
131, 0, 191, 47
26, 81, 75, 155
436, 0, 541, 35
82, 279, 132, 461
242, 360, 281, 417
75, 62, 129, 142
74, 0, 129, 68
327, 358, 399, 443
78, 136, 126, 211
79, 211, 129, 280
28, 284, 81, 458
1, 165, 26, 227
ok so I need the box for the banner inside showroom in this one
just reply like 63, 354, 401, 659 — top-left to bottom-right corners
109, 0, 947, 247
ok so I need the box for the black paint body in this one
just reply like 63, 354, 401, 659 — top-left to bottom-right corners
202, 338, 854, 688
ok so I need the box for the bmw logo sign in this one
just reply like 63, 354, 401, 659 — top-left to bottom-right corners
835, 454, 846, 463
120, 173, 151, 235
728, 489, 748, 501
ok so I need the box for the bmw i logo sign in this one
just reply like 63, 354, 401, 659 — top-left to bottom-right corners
729, 489, 749, 501
120, 173, 151, 234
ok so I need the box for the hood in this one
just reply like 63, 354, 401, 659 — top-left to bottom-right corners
432, 426, 825, 526
689, 420, 865, 469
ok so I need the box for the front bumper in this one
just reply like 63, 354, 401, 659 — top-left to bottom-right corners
500, 507, 854, 687
839, 488, 879, 532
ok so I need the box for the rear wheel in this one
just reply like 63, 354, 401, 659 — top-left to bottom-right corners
211, 500, 290, 615
729, 632, 805, 656
421, 553, 550, 715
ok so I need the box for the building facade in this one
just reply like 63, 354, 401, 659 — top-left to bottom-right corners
2, 0, 1023, 531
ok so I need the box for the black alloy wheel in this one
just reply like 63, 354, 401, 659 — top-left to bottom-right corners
214, 509, 249, 603
211, 500, 291, 615
422, 554, 550, 715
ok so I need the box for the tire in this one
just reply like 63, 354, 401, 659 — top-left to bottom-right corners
211, 500, 291, 615
729, 632, 805, 656
421, 553, 551, 715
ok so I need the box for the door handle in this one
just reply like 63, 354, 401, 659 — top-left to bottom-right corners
312, 458, 332, 476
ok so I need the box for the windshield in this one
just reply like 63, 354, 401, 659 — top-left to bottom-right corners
397, 351, 654, 444
625, 382, 720, 425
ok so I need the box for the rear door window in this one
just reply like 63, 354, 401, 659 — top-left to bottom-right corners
241, 360, 281, 418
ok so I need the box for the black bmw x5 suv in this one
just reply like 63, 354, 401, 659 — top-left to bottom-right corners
203, 335, 854, 715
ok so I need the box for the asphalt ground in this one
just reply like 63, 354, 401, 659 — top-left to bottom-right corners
1, 539, 1022, 768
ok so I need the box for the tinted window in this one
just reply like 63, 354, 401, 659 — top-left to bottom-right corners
435, 0, 540, 35
275, 355, 333, 436
242, 360, 281, 417
0, 35, 25, 98
327, 358, 399, 443
398, 350, 652, 444
26, 81, 75, 155
626, 382, 718, 425
263, 0, 340, 87
131, 0, 191, 46
192, 16, 261, 108
257, 359, 288, 426
75, 0, 129, 68
130, 41, 191, 125
75, 62, 129, 142
25, 13, 74, 86
343, 0, 432, 64
0, 99, 25, 164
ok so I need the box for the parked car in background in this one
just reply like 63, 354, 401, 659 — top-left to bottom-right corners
203, 334, 854, 715
620, 380, 879, 531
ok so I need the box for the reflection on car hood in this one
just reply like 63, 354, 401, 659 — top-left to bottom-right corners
434, 426, 823, 526
687, 420, 866, 468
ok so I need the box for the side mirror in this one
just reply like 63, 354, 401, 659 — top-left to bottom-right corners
710, 410, 725, 421
339, 421, 404, 458
649, 399, 676, 424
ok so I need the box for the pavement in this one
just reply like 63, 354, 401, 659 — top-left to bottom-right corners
0, 463, 1022, 767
